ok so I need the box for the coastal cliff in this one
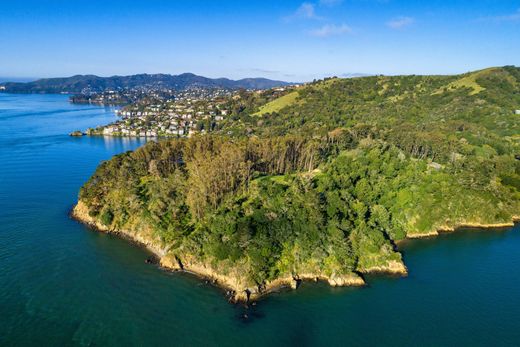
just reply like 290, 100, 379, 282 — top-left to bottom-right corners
73, 200, 518, 301
72, 201, 370, 302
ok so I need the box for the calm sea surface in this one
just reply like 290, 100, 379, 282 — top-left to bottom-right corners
1, 93, 519, 346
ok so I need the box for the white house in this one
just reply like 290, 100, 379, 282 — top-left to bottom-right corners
103, 126, 118, 135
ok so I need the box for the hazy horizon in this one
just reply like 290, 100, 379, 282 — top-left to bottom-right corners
2, 65, 518, 85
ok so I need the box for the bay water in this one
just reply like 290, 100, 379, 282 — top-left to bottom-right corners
1, 93, 519, 346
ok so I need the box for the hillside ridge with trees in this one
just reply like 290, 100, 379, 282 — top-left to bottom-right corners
0, 73, 292, 94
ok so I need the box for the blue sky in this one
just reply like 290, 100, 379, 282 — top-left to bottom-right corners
0, 0, 519, 81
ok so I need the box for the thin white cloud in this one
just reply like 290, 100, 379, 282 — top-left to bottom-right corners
319, 0, 343, 7
386, 16, 415, 29
309, 23, 352, 37
249, 68, 279, 74
285, 2, 323, 21
478, 8, 520, 22
297, 2, 317, 18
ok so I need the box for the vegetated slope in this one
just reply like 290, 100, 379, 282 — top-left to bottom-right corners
75, 66, 520, 301
253, 91, 300, 115
0, 73, 292, 93
432, 68, 490, 95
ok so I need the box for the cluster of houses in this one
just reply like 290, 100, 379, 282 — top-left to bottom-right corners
86, 88, 233, 138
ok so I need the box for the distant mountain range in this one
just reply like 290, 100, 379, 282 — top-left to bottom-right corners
0, 73, 293, 94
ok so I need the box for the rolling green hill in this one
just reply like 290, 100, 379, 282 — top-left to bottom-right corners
74, 66, 520, 301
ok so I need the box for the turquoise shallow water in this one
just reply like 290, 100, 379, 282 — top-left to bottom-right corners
0, 93, 519, 346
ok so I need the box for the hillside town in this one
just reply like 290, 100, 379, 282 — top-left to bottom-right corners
79, 87, 235, 138
71, 85, 297, 138
69, 87, 177, 105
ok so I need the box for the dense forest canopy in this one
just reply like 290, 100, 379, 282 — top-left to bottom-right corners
76, 66, 520, 299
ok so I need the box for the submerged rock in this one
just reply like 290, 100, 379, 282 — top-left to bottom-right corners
69, 130, 84, 136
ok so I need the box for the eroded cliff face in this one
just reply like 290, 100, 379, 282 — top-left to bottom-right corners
159, 258, 368, 302
359, 260, 408, 275
73, 201, 168, 257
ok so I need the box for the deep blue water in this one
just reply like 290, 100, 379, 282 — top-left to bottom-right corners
1, 93, 519, 346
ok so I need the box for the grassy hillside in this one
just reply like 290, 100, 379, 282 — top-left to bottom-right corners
253, 90, 300, 115
76, 66, 520, 300
432, 67, 495, 95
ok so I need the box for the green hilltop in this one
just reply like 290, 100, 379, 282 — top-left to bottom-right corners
74, 66, 520, 301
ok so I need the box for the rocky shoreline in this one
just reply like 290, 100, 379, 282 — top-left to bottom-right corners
72, 201, 373, 302
72, 201, 517, 302
72, 202, 373, 302
406, 217, 520, 239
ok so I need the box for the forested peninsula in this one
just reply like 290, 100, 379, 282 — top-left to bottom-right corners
73, 66, 520, 302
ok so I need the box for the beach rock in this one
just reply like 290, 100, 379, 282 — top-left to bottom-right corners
289, 277, 302, 290
327, 273, 365, 287
159, 255, 182, 270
